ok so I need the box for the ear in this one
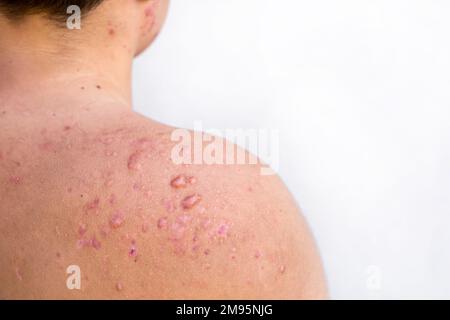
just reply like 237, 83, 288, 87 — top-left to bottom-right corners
135, 0, 169, 56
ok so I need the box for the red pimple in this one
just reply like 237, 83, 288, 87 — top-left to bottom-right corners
181, 194, 202, 210
129, 244, 138, 259
116, 282, 123, 292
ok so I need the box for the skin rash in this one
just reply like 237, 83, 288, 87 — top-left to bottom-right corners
0, 115, 327, 299
0, 0, 327, 299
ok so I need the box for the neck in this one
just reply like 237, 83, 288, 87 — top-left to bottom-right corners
0, 14, 137, 112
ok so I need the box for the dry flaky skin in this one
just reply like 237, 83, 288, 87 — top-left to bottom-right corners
0, 108, 327, 300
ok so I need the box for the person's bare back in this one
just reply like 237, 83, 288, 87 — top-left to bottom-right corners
0, 0, 326, 299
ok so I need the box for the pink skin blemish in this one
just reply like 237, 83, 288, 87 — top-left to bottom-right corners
77, 236, 101, 250
116, 282, 123, 292
170, 175, 188, 189
202, 218, 212, 230
133, 182, 143, 191
216, 222, 230, 238
9, 176, 22, 185
145, 6, 154, 17
91, 236, 102, 250
110, 212, 125, 229
76, 238, 90, 249
170, 175, 197, 189
99, 224, 110, 238
78, 223, 88, 237
279, 265, 286, 274
181, 194, 202, 210
254, 250, 262, 259
104, 178, 114, 188
99, 136, 115, 145
38, 141, 55, 152
84, 198, 100, 214
15, 267, 23, 281
176, 214, 192, 225
129, 243, 138, 260
142, 222, 149, 233
157, 217, 168, 229
162, 199, 177, 213
108, 194, 116, 205
127, 150, 144, 171
169, 222, 186, 241
105, 150, 118, 157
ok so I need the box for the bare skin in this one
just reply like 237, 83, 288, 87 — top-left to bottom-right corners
0, 0, 327, 299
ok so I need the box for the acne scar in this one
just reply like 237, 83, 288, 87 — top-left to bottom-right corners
84, 198, 100, 214
216, 222, 231, 238
9, 176, 22, 185
169, 221, 186, 241
78, 223, 88, 236
110, 212, 125, 229
108, 194, 116, 205
170, 175, 197, 189
181, 194, 202, 210
162, 199, 177, 213
157, 217, 168, 229
15, 267, 23, 281
127, 150, 144, 171
91, 236, 102, 250
76, 236, 101, 250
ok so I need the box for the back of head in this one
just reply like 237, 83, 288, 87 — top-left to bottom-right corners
0, 1, 103, 21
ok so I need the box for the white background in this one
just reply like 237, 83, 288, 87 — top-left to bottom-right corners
133, 0, 450, 299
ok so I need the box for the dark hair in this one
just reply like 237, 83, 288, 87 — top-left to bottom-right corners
0, 1, 104, 21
